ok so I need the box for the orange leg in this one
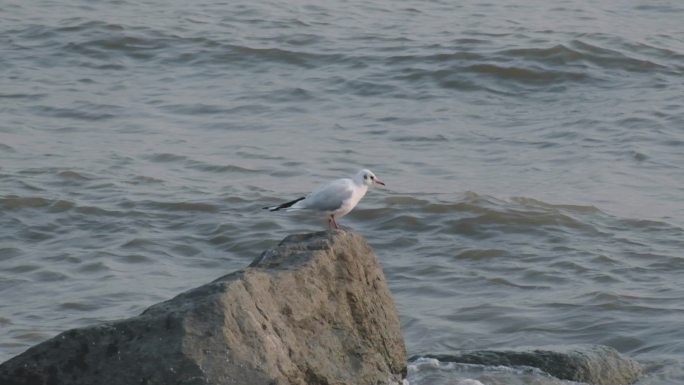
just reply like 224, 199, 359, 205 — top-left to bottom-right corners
328, 215, 339, 229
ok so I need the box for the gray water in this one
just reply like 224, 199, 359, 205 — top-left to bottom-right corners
2, 0, 684, 383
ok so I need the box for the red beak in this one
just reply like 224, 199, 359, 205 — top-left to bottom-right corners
375, 179, 385, 186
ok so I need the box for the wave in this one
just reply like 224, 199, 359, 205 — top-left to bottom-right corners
145, 153, 261, 174
501, 41, 669, 72
361, 192, 605, 235
1, 195, 52, 210
140, 200, 219, 213
8, 16, 680, 102
30, 103, 123, 121
407, 357, 562, 385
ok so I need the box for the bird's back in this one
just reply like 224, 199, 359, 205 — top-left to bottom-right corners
292, 178, 354, 212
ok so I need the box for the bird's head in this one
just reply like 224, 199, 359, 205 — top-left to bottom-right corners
355, 169, 385, 187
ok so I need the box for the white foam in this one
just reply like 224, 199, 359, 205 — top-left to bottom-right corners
407, 356, 580, 385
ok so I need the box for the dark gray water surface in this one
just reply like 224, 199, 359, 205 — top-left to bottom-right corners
2, 1, 684, 383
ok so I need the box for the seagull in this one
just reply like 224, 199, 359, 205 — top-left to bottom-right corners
263, 169, 385, 229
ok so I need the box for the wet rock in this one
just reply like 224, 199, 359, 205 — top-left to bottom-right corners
412, 344, 642, 385
0, 230, 407, 385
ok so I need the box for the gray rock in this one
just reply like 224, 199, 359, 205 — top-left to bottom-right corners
0, 230, 407, 385
412, 344, 642, 385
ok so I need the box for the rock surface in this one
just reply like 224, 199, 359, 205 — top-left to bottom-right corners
413, 344, 642, 385
0, 231, 407, 385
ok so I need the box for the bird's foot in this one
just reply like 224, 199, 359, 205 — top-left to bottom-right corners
328, 217, 347, 232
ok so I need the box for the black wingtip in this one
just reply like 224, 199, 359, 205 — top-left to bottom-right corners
266, 197, 306, 212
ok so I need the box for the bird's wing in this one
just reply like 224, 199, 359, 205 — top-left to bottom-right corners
296, 178, 354, 212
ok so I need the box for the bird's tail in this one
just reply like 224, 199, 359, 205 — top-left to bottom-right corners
263, 197, 305, 212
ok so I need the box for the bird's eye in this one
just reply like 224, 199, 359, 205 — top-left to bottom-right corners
370, 175, 375, 179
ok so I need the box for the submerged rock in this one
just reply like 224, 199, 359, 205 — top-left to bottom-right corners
0, 231, 407, 385
412, 344, 642, 385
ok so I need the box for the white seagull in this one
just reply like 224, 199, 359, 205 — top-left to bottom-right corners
264, 169, 385, 229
